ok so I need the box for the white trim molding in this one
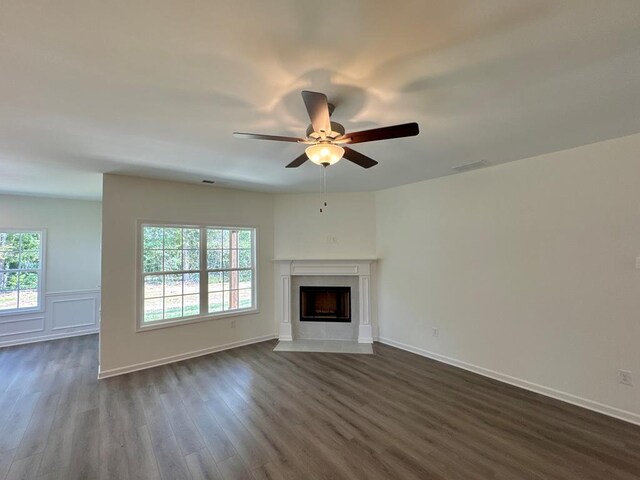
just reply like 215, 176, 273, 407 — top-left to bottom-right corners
46, 288, 101, 297
278, 274, 292, 341
98, 333, 277, 379
275, 259, 376, 344
377, 336, 640, 427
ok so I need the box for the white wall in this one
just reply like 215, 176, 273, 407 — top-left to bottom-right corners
273, 192, 379, 341
376, 132, 640, 423
100, 174, 275, 375
0, 194, 102, 346
274, 192, 376, 260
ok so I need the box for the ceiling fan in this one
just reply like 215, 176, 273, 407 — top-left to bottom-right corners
233, 91, 419, 169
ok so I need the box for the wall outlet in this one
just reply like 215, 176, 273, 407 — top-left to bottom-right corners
432, 328, 439, 338
230, 320, 236, 329
619, 369, 633, 386
326, 235, 338, 244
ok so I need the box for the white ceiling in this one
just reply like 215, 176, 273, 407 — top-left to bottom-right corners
1, 1, 640, 200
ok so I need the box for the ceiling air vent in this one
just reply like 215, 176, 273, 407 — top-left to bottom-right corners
451, 160, 489, 173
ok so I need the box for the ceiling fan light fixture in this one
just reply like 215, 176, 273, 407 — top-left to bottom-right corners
305, 143, 344, 166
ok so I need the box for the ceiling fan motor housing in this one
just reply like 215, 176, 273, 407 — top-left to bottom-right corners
306, 121, 345, 141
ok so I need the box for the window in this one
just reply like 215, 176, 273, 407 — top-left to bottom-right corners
139, 223, 256, 329
0, 230, 44, 314
206, 228, 254, 313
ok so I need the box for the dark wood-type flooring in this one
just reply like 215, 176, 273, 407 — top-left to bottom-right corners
1, 334, 640, 479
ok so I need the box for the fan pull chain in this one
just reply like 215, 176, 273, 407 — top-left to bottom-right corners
319, 165, 328, 213
319, 165, 323, 213
323, 165, 327, 209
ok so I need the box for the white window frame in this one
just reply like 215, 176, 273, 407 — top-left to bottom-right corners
136, 220, 258, 332
0, 228, 46, 316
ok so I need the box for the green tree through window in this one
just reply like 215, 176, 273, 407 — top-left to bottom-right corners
141, 224, 256, 326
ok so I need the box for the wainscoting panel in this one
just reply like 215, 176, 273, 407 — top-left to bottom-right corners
50, 295, 98, 330
0, 289, 100, 347
0, 316, 45, 337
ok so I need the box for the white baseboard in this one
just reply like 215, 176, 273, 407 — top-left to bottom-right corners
0, 329, 98, 348
377, 336, 640, 427
98, 333, 278, 379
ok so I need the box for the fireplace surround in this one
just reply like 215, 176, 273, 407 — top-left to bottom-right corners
292, 275, 358, 341
275, 259, 375, 343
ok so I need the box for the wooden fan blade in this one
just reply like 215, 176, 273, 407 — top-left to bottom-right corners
233, 132, 302, 142
341, 122, 419, 144
342, 147, 378, 169
301, 91, 332, 134
285, 152, 308, 168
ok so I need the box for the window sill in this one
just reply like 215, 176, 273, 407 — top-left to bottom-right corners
136, 307, 259, 332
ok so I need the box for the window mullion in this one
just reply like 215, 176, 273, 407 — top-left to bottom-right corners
16, 234, 22, 309
199, 227, 208, 315
16, 267, 21, 309
143, 269, 198, 276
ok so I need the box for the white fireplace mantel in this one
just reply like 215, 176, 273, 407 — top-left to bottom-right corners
274, 259, 376, 343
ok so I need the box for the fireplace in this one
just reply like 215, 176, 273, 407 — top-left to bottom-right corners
276, 260, 374, 343
300, 286, 351, 322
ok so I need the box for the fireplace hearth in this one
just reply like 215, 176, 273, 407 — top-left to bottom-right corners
300, 286, 351, 322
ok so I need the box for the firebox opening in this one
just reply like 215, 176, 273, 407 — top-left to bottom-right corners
300, 286, 351, 322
